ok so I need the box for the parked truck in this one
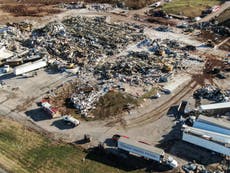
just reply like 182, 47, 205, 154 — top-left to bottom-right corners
63, 115, 80, 127
41, 101, 60, 118
113, 135, 178, 168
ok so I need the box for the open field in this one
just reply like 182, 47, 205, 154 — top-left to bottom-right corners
162, 0, 222, 18
0, 0, 157, 17
0, 117, 144, 173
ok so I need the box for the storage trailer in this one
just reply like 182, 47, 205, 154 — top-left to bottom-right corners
183, 125, 230, 144
115, 136, 178, 168
14, 59, 47, 75
193, 115, 230, 135
182, 126, 230, 156
199, 102, 230, 115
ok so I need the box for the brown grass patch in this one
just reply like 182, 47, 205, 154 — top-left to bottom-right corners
1, 4, 62, 17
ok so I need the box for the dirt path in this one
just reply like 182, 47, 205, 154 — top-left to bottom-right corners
198, 1, 230, 23
216, 37, 230, 49
125, 80, 197, 129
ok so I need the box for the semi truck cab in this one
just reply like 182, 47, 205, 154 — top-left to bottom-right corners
165, 156, 178, 168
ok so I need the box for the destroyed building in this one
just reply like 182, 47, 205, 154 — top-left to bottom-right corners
0, 16, 209, 118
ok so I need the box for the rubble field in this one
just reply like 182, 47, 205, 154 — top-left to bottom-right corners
1, 13, 228, 120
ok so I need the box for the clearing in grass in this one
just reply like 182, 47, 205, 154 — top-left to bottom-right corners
162, 0, 222, 18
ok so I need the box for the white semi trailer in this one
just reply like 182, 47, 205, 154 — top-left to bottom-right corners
182, 126, 230, 156
14, 59, 47, 76
116, 136, 178, 168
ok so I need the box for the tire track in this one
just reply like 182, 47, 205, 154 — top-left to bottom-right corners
125, 80, 197, 129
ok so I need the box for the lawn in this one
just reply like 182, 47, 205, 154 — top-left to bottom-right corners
162, 0, 222, 18
0, 118, 142, 173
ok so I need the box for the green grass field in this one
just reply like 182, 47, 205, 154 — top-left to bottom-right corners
0, 118, 143, 173
162, 0, 221, 18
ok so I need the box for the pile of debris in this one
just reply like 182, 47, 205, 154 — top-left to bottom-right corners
70, 81, 132, 118
182, 161, 225, 173
193, 21, 230, 37
58, 2, 86, 9
94, 37, 204, 88
69, 37, 205, 116
0, 17, 208, 119
193, 85, 230, 102
31, 16, 144, 63
94, 52, 164, 87
70, 83, 103, 117
0, 23, 48, 67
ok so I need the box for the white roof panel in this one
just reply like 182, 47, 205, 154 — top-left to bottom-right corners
200, 102, 230, 111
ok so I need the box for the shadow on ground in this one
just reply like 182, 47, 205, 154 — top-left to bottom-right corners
0, 73, 15, 80
51, 119, 74, 130
25, 108, 51, 121
167, 105, 184, 120
85, 142, 173, 172
74, 139, 87, 145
